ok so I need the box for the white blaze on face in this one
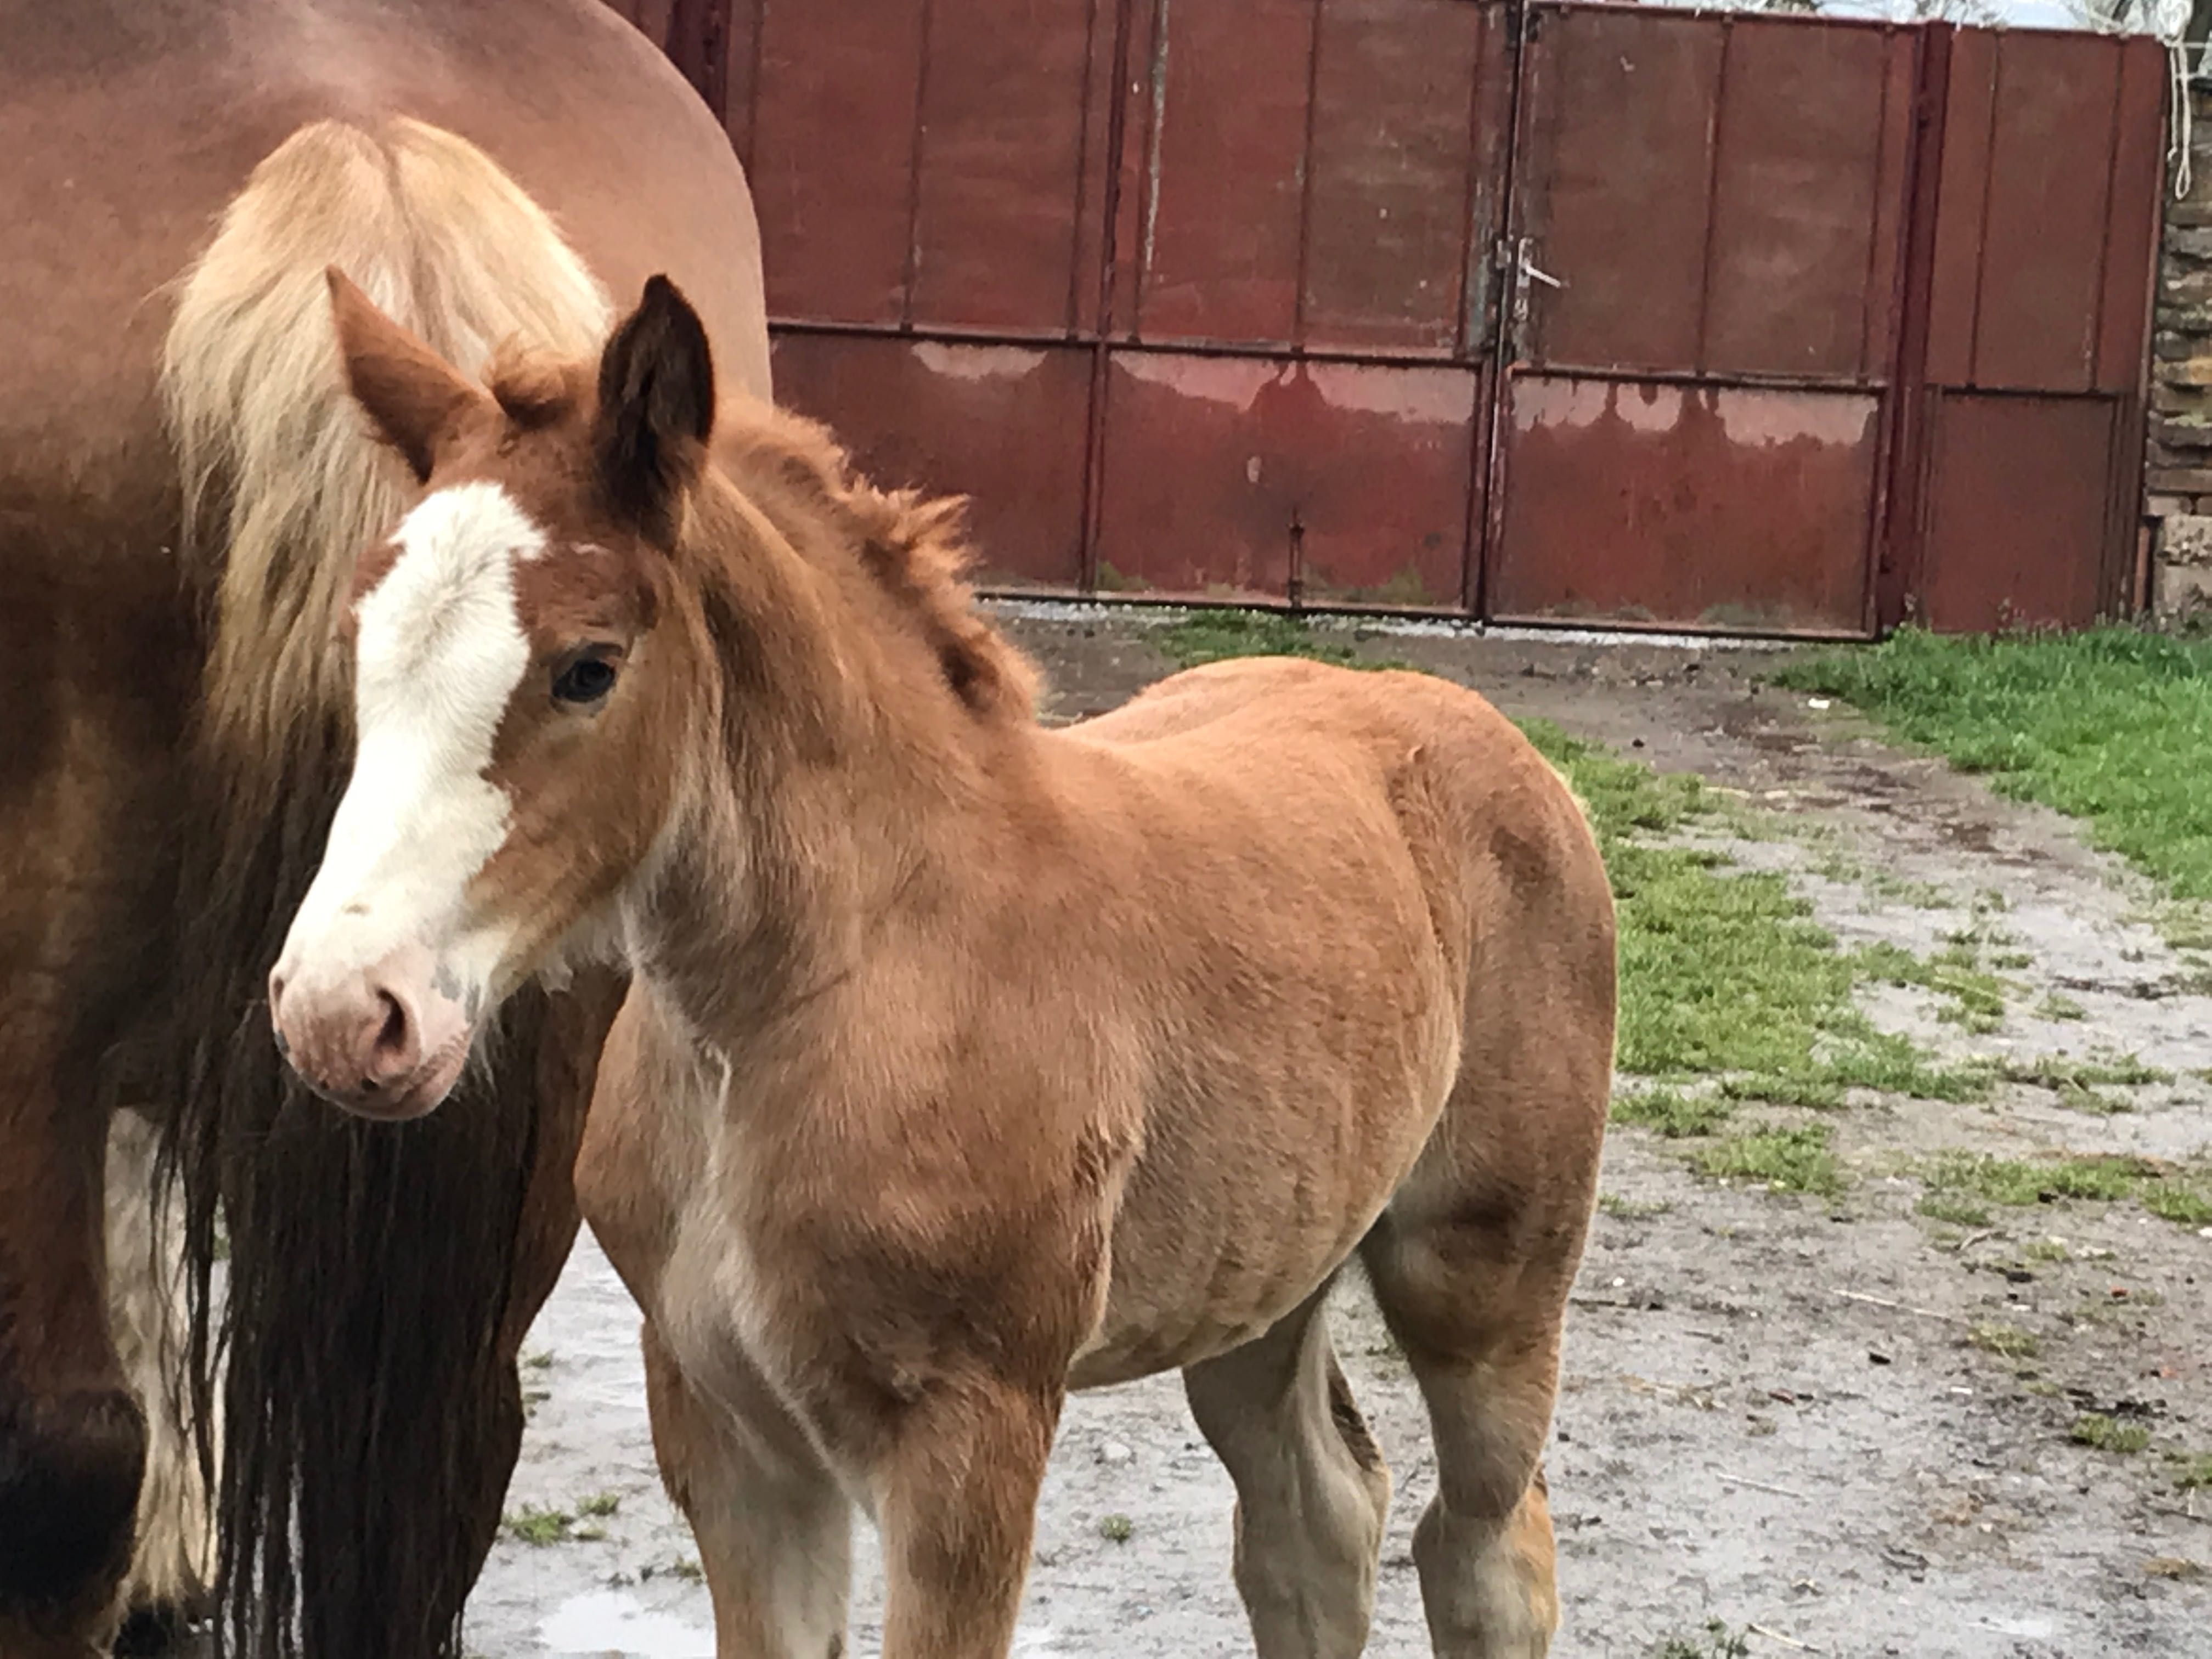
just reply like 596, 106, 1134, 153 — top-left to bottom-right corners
277, 481, 545, 1003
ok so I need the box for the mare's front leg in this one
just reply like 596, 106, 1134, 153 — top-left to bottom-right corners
873, 1376, 1062, 1659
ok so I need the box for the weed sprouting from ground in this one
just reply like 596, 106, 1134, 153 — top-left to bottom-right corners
1652, 1621, 1750, 1659
1599, 1193, 1675, 1220
1967, 1321, 2040, 1360
1612, 1087, 1733, 1139
2171, 1452, 2212, 1491
503, 1505, 575, 1546
2071, 1413, 2152, 1454
1775, 628, 2212, 899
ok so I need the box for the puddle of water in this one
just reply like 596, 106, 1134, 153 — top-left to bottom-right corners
538, 1590, 712, 1659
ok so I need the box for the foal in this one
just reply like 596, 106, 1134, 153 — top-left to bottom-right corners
270, 271, 1616, 1658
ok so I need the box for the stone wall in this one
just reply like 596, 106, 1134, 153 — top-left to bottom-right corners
2147, 85, 2212, 628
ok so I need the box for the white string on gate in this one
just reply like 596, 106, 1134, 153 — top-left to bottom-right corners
2146, 0, 2195, 197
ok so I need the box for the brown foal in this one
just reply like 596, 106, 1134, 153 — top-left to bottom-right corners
270, 272, 1616, 1659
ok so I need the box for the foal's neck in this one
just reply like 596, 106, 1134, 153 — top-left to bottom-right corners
627, 460, 1035, 1058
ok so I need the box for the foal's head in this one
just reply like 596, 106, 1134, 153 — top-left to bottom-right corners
270, 271, 720, 1119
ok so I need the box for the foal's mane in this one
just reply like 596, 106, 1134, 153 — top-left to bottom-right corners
489, 349, 1039, 727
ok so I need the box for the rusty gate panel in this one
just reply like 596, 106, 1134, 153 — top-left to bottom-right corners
1492, 5, 1918, 633
1929, 31, 2124, 393
906, 0, 1101, 332
1491, 379, 1881, 633
1700, 20, 1915, 381
1299, 0, 1496, 356
748, 2, 930, 325
1903, 27, 2166, 630
1918, 397, 2117, 631
1513, 9, 1912, 379
1094, 354, 1480, 603
1511, 8, 1723, 372
1128, 0, 1317, 345
770, 334, 1092, 589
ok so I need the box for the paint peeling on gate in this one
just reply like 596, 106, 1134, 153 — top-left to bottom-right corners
613, 0, 2167, 637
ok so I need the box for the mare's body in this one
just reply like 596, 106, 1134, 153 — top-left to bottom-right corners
0, 4, 768, 1652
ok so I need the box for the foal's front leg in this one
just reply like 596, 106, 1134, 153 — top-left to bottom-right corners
872, 1378, 1062, 1659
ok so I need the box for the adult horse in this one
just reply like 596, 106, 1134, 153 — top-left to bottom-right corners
0, 3, 768, 1654
269, 273, 1617, 1658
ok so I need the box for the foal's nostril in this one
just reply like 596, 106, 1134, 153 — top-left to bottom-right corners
371, 989, 411, 1072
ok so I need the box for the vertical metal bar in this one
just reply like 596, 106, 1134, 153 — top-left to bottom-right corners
697, 0, 733, 125
1066, 0, 1108, 337
1857, 25, 1900, 384
1291, 0, 1325, 353
1077, 0, 1143, 594
1134, 0, 1172, 332
2089, 37, 2128, 394
899, 0, 939, 332
2115, 45, 2171, 616
1451, 0, 1494, 363
741, 0, 768, 173
1877, 20, 1953, 633
1691, 15, 1733, 379
1471, 0, 1542, 620
1966, 30, 2002, 390
1855, 26, 1908, 637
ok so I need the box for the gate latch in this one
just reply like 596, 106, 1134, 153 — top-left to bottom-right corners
1517, 237, 1565, 291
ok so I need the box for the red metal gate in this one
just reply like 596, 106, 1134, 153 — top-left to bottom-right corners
609, 0, 2167, 636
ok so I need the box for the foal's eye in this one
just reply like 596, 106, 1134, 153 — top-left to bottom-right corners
551, 654, 619, 706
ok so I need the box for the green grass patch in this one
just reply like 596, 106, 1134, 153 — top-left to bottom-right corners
1967, 1321, 2040, 1360
1691, 1126, 1843, 1195
2145, 1183, 2212, 1226
1996, 1052, 2167, 1116
1612, 1087, 1733, 1139
2070, 1413, 2152, 1454
1155, 609, 1373, 671
1099, 1514, 1134, 1544
1652, 1621, 1750, 1659
1522, 723, 1872, 1087
2171, 1452, 2212, 1491
1774, 628, 2212, 900
577, 1492, 620, 1518
1920, 1150, 2212, 1227
503, 1505, 575, 1547
1598, 1193, 1675, 1220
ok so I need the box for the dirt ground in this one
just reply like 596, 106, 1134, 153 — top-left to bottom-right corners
466, 611, 2212, 1659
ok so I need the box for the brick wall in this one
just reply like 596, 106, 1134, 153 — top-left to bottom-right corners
2148, 85, 2212, 628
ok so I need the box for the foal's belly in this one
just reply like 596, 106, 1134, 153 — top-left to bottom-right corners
1064, 1076, 1453, 1389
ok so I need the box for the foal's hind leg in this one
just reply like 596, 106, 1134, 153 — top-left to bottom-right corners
1362, 1184, 1589, 1658
1183, 1285, 1394, 1658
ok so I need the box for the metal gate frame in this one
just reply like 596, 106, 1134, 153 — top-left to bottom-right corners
607, 0, 2168, 637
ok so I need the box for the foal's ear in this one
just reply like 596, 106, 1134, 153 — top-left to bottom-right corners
595, 275, 715, 537
325, 267, 484, 483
